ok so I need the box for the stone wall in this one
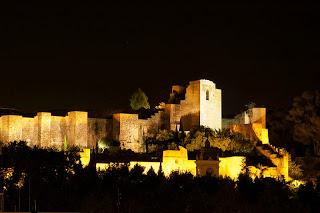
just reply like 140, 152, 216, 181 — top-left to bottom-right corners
222, 118, 236, 129
111, 111, 165, 153
0, 115, 23, 143
96, 146, 197, 177
200, 80, 221, 130
0, 111, 93, 149
255, 145, 289, 180
164, 79, 222, 131
225, 107, 289, 180
112, 113, 144, 152
50, 115, 66, 148
21, 117, 37, 146
164, 104, 181, 130
94, 147, 246, 180
250, 108, 266, 128
88, 118, 111, 148
141, 110, 163, 134
110, 79, 222, 152
179, 80, 201, 130
226, 107, 269, 144
37, 112, 52, 147
67, 111, 88, 147
0, 79, 223, 152
196, 160, 219, 177
219, 156, 246, 180
162, 146, 197, 176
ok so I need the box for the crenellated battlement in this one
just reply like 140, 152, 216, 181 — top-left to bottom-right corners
0, 111, 106, 149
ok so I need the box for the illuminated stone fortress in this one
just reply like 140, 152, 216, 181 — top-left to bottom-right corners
0, 79, 291, 180
0, 79, 222, 152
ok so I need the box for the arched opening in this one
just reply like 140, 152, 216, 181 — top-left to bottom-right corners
206, 90, 210, 100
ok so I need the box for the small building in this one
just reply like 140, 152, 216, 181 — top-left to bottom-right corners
88, 147, 246, 180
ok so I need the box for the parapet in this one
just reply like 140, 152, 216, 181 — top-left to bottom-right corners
0, 115, 23, 142
219, 156, 246, 180
189, 79, 216, 87
163, 146, 188, 159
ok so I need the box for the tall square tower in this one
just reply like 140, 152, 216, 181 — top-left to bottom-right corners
178, 79, 222, 130
199, 79, 222, 130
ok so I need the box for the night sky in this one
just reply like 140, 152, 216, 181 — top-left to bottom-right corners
0, 3, 319, 116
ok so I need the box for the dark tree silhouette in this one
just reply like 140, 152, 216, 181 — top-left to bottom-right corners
1, 141, 319, 212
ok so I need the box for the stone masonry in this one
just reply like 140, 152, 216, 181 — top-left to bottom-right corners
0, 79, 222, 152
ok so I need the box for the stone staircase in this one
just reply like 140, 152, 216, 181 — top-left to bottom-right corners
255, 143, 289, 180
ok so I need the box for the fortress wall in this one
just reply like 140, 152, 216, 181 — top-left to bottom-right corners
88, 118, 109, 148
1, 111, 106, 149
112, 114, 120, 141
233, 108, 266, 127
36, 112, 52, 147
219, 156, 246, 180
0, 115, 23, 143
162, 146, 196, 176
143, 110, 163, 134
139, 119, 148, 136
267, 149, 289, 180
179, 81, 201, 130
255, 145, 289, 180
248, 166, 280, 179
252, 123, 269, 144
228, 108, 269, 144
233, 111, 250, 125
0, 116, 8, 142
113, 111, 165, 153
200, 80, 221, 130
174, 80, 222, 131
113, 113, 144, 152
105, 119, 113, 139
165, 104, 181, 131
222, 118, 237, 129
50, 116, 67, 149
1, 79, 223, 151
21, 117, 37, 146
0, 117, 2, 141
212, 88, 222, 129
230, 124, 259, 142
163, 104, 172, 130
67, 111, 88, 147
250, 108, 266, 128
196, 160, 219, 177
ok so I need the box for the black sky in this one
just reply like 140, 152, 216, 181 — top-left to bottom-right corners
0, 2, 319, 116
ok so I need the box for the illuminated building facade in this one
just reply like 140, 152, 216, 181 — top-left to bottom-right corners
94, 146, 245, 180
1, 79, 290, 180
0, 79, 222, 152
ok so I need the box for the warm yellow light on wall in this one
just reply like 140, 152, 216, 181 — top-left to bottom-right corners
95, 147, 197, 176
96, 162, 127, 171
252, 123, 269, 144
219, 156, 245, 180
129, 161, 161, 174
79, 148, 91, 168
162, 146, 197, 176
95, 148, 249, 180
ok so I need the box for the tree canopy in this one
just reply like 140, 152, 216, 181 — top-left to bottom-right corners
287, 90, 320, 155
183, 126, 254, 154
130, 88, 150, 110
1, 141, 320, 212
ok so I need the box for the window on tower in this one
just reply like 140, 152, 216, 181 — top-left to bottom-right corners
206, 90, 209, 100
